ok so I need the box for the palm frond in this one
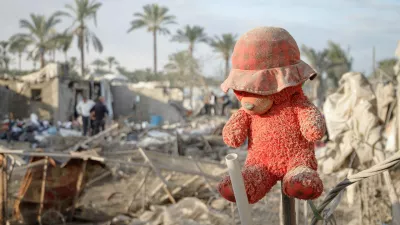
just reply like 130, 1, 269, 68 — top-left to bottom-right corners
127, 20, 147, 33
89, 31, 103, 53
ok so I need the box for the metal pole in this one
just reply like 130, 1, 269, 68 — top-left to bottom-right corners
281, 184, 296, 225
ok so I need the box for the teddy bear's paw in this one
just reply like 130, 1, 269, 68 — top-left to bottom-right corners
282, 166, 323, 200
217, 166, 277, 204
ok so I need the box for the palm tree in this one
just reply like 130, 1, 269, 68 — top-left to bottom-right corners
12, 13, 63, 68
0, 41, 11, 71
301, 45, 330, 109
61, 0, 103, 76
55, 31, 74, 63
9, 37, 31, 70
326, 41, 353, 86
165, 51, 199, 78
92, 58, 106, 70
128, 4, 176, 75
209, 34, 237, 78
27, 51, 40, 70
105, 56, 118, 72
171, 25, 208, 57
70, 56, 78, 71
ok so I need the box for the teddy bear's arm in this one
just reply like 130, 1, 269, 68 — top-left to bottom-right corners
295, 99, 326, 142
222, 109, 250, 148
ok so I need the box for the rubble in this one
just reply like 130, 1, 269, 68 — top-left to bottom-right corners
0, 115, 243, 225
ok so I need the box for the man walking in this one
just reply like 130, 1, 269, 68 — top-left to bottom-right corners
76, 96, 95, 136
90, 96, 109, 135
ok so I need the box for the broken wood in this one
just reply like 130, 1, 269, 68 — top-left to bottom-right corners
159, 175, 200, 202
0, 147, 222, 181
0, 154, 6, 225
37, 156, 49, 225
67, 123, 119, 152
149, 174, 173, 198
137, 148, 176, 204
69, 159, 88, 221
191, 157, 218, 196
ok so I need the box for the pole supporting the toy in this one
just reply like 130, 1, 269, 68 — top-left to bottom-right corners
281, 185, 296, 225
225, 153, 253, 225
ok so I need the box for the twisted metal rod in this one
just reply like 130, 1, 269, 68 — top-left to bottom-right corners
311, 152, 400, 225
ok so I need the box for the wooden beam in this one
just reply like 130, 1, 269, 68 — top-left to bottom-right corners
137, 148, 176, 204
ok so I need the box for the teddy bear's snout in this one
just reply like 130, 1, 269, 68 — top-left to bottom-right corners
243, 102, 255, 110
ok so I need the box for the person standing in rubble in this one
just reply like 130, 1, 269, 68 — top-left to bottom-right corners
220, 94, 232, 116
209, 92, 217, 115
76, 96, 95, 136
90, 96, 109, 135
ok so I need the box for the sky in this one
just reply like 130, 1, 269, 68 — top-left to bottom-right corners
1, 0, 400, 79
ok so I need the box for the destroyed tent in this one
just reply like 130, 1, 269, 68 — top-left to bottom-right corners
321, 72, 384, 174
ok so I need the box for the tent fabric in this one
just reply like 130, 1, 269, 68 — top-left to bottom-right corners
322, 72, 383, 174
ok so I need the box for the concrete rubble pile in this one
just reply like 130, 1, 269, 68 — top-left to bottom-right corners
0, 114, 242, 225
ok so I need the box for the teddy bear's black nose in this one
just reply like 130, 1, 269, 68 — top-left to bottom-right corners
243, 102, 255, 110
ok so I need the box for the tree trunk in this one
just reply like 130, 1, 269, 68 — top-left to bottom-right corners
225, 56, 230, 78
64, 52, 68, 64
18, 53, 22, 71
80, 23, 85, 77
40, 51, 45, 68
153, 30, 157, 75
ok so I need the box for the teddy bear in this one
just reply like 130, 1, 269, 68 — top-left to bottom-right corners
217, 27, 326, 204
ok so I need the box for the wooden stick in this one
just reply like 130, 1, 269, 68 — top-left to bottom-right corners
85, 171, 111, 188
69, 159, 87, 221
295, 199, 299, 224
159, 175, 200, 202
37, 156, 49, 224
191, 157, 218, 195
303, 201, 308, 225
137, 148, 176, 204
0, 154, 6, 225
148, 174, 173, 198
281, 186, 296, 225
67, 123, 119, 152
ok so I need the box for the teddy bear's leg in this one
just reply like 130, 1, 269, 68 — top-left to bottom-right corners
282, 166, 323, 200
217, 165, 278, 204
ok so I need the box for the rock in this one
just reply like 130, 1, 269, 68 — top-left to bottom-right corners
211, 198, 228, 210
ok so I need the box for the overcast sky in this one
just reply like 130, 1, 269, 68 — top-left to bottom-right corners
1, 0, 399, 79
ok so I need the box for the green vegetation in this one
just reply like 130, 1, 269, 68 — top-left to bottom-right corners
0, 1, 356, 89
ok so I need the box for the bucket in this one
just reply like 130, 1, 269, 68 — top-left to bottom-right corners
150, 115, 163, 126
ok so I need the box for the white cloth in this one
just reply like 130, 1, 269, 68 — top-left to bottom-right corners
76, 100, 95, 117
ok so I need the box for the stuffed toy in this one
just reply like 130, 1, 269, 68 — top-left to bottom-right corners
218, 27, 326, 204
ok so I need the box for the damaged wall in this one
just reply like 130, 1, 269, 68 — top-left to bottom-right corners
0, 80, 57, 121
111, 85, 184, 124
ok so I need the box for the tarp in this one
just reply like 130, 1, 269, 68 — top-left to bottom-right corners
322, 72, 383, 174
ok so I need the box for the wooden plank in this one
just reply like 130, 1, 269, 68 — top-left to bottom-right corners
69, 159, 88, 221
37, 156, 49, 225
67, 123, 119, 152
0, 154, 5, 225
137, 148, 176, 204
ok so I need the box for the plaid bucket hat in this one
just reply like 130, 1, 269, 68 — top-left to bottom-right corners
221, 27, 317, 95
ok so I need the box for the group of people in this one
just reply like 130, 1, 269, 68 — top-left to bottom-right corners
76, 96, 109, 136
203, 92, 232, 116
